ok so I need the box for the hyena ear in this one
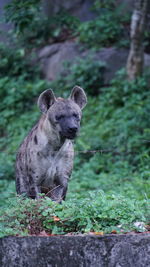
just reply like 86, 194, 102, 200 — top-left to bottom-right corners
70, 86, 87, 110
38, 89, 56, 113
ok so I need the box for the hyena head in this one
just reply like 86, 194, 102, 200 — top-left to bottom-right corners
38, 86, 87, 140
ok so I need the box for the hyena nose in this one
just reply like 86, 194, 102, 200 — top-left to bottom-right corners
68, 126, 78, 133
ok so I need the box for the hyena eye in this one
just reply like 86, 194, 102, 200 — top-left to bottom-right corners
56, 115, 65, 121
73, 113, 79, 120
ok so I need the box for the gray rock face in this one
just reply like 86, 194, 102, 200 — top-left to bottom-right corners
1, 234, 150, 267
42, 0, 97, 22
38, 41, 150, 85
0, 0, 13, 42
95, 48, 129, 84
38, 41, 81, 81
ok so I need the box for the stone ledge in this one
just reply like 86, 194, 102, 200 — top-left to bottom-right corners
1, 234, 150, 267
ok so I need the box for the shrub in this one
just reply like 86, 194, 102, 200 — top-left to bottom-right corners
4, 0, 79, 47
0, 43, 39, 79
0, 192, 148, 237
51, 56, 106, 96
78, 13, 124, 48
78, 0, 130, 49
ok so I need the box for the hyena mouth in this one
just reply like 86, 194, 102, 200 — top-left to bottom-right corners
67, 133, 77, 139
61, 130, 78, 140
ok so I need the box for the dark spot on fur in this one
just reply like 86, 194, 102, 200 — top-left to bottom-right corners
18, 152, 22, 161
34, 135, 38, 145
51, 152, 56, 157
28, 174, 34, 184
29, 175, 33, 183
36, 176, 38, 178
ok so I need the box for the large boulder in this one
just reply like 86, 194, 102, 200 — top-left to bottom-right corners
38, 41, 150, 84
95, 47, 129, 84
0, 0, 12, 42
38, 41, 81, 81
42, 0, 97, 22
1, 234, 150, 266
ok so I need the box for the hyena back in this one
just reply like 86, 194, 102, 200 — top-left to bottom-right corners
16, 86, 87, 201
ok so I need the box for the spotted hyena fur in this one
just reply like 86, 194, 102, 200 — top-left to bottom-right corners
15, 86, 87, 201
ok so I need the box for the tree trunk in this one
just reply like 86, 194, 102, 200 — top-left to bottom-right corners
126, 0, 148, 80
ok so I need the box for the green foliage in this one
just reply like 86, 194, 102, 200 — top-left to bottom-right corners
0, 43, 38, 78
0, 180, 15, 207
78, 0, 149, 50
78, 0, 130, 49
0, 192, 148, 237
72, 69, 150, 167
52, 56, 106, 95
78, 13, 123, 48
69, 154, 150, 201
5, 0, 41, 34
4, 0, 79, 47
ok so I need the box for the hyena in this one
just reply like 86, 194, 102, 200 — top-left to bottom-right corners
16, 86, 87, 201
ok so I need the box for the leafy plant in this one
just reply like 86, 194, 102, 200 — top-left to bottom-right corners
0, 43, 38, 79
51, 56, 106, 95
78, 13, 123, 48
4, 0, 41, 34
0, 192, 149, 237
4, 1, 79, 47
78, 0, 130, 49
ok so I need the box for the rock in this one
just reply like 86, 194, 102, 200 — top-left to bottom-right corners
42, 0, 97, 22
1, 234, 150, 267
38, 41, 82, 80
38, 41, 150, 85
0, 0, 13, 43
144, 53, 150, 67
38, 42, 128, 84
95, 48, 129, 84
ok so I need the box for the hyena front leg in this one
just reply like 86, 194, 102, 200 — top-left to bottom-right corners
16, 174, 41, 199
48, 176, 68, 202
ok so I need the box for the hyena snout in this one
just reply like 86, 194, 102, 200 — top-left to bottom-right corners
66, 125, 78, 139
60, 118, 79, 139
68, 125, 78, 134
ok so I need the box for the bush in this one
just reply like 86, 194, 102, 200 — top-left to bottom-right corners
0, 43, 38, 79
4, 0, 79, 47
78, 0, 130, 49
72, 69, 150, 167
0, 192, 148, 237
51, 56, 106, 96
78, 13, 124, 48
